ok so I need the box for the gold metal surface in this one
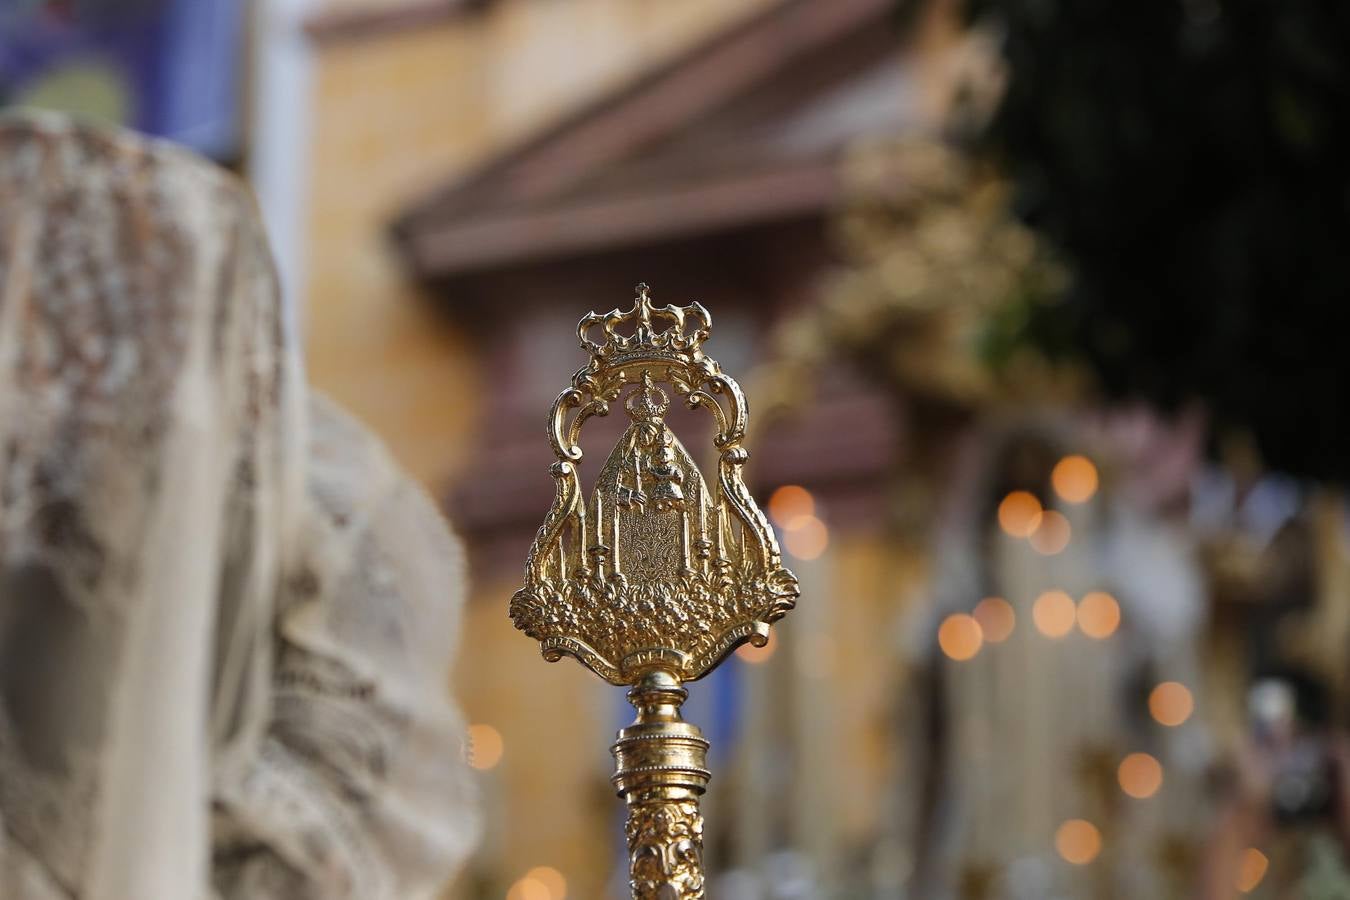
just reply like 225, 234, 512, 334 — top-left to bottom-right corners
511, 284, 799, 897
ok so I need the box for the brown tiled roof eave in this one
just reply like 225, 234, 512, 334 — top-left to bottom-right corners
391, 0, 897, 244
398, 157, 842, 280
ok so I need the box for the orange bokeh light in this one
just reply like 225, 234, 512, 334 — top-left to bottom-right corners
938, 613, 984, 661
467, 723, 504, 771
525, 866, 567, 900
1149, 682, 1194, 727
1055, 819, 1102, 865
1077, 591, 1121, 639
1236, 848, 1268, 893
1033, 590, 1076, 638
1053, 455, 1100, 504
998, 491, 1043, 538
768, 485, 814, 527
506, 876, 552, 900
736, 628, 777, 664
1029, 510, 1072, 555
783, 514, 829, 560
1117, 752, 1163, 799
973, 596, 1016, 643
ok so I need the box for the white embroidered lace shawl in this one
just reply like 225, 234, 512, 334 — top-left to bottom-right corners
0, 113, 477, 899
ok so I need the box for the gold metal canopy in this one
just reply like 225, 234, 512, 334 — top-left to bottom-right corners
510, 284, 799, 898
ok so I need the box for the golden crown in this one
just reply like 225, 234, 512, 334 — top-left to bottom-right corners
577, 283, 712, 365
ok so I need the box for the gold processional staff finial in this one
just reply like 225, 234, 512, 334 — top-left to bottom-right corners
510, 283, 800, 899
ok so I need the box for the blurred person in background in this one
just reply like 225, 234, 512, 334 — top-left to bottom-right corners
0, 113, 476, 899
894, 412, 1212, 900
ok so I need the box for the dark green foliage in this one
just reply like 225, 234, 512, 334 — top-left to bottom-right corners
970, 0, 1350, 480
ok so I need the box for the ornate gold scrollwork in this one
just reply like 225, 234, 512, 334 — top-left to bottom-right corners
511, 285, 799, 898
511, 283, 798, 686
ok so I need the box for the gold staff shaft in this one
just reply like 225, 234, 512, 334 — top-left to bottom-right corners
612, 671, 709, 898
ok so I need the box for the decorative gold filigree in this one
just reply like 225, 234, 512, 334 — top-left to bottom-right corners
627, 799, 705, 899
612, 671, 711, 900
511, 283, 799, 685
512, 286, 798, 899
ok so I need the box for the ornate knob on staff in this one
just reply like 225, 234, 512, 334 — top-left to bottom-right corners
510, 284, 800, 898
